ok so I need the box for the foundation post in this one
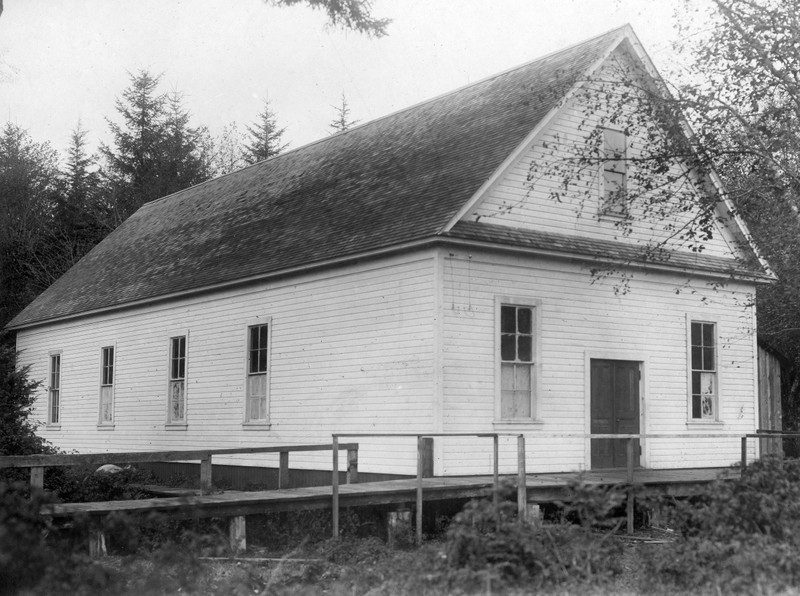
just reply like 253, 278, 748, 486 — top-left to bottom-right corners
200, 455, 213, 495
30, 466, 44, 491
229, 516, 246, 553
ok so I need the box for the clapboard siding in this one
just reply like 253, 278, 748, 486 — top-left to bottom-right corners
472, 48, 741, 260
17, 253, 438, 476
439, 248, 757, 474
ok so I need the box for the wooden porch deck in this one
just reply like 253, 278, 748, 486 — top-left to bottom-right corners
42, 467, 734, 521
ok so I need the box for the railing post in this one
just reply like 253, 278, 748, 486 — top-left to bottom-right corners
346, 446, 358, 484
332, 435, 340, 539
416, 436, 424, 545
626, 437, 635, 535
278, 451, 290, 489
421, 437, 434, 478
517, 434, 527, 521
493, 434, 499, 510
30, 466, 44, 491
200, 455, 212, 495
741, 436, 747, 476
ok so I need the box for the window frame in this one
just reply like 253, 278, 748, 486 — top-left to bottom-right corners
166, 333, 189, 428
686, 316, 722, 424
494, 296, 543, 425
599, 127, 628, 218
47, 351, 62, 428
243, 318, 272, 428
98, 345, 116, 428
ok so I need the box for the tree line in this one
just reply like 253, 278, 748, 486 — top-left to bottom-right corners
0, 70, 359, 330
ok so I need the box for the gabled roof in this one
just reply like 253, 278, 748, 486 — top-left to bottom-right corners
6, 26, 768, 330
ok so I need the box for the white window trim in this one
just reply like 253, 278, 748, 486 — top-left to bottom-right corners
165, 330, 189, 429
493, 296, 543, 427
686, 314, 724, 427
97, 343, 116, 429
46, 350, 62, 429
598, 127, 628, 220
242, 316, 272, 429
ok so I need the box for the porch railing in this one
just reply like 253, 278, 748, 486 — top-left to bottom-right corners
0, 443, 359, 495
331, 431, 749, 543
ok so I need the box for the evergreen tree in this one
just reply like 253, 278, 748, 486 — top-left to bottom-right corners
243, 99, 288, 164
161, 90, 208, 188
39, 123, 111, 285
266, 0, 389, 37
100, 71, 210, 223
329, 92, 359, 133
0, 123, 61, 327
0, 342, 53, 457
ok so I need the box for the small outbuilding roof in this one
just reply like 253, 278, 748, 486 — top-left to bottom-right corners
6, 26, 767, 330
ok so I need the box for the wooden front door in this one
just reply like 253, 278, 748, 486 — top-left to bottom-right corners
590, 359, 640, 469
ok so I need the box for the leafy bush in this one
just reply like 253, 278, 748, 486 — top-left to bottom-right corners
0, 343, 54, 460
45, 464, 155, 504
0, 482, 54, 594
443, 479, 623, 593
642, 456, 800, 593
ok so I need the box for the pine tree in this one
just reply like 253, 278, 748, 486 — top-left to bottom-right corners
161, 90, 208, 190
243, 99, 288, 164
0, 124, 62, 326
100, 70, 210, 223
329, 92, 359, 133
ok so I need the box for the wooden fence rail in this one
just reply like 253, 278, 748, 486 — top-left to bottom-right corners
741, 431, 800, 470
0, 443, 359, 495
329, 431, 753, 542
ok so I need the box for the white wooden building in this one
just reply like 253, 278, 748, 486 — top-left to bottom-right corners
8, 26, 774, 477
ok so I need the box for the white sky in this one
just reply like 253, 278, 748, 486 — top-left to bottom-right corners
0, 0, 689, 158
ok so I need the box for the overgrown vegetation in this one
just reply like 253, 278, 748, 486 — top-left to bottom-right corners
640, 456, 800, 594
9, 460, 800, 594
0, 476, 629, 595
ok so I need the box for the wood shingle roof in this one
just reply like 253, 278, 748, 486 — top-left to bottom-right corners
7, 27, 764, 330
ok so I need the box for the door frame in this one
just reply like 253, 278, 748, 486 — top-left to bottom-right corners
584, 351, 648, 469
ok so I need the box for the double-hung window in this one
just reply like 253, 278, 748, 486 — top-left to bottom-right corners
99, 346, 115, 425
48, 353, 61, 426
499, 303, 538, 420
690, 321, 717, 420
601, 128, 627, 217
245, 323, 270, 424
168, 336, 187, 424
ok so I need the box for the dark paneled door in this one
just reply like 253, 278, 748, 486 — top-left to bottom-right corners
590, 359, 641, 469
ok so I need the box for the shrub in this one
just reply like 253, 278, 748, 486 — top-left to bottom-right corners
443, 479, 623, 593
45, 464, 155, 503
0, 343, 54, 460
0, 482, 54, 594
642, 456, 800, 593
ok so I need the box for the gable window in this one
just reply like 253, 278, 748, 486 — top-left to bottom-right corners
499, 303, 538, 420
245, 323, 270, 424
600, 128, 627, 217
48, 353, 61, 426
168, 336, 187, 425
690, 321, 717, 420
99, 346, 115, 426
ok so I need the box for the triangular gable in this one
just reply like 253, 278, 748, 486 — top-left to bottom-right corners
443, 26, 773, 278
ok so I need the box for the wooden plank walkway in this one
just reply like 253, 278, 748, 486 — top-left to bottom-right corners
42, 467, 735, 520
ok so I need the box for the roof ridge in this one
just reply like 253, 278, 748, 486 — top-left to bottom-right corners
141, 25, 631, 211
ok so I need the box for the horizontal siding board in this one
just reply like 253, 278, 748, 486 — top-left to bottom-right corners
17, 254, 437, 475
440, 247, 757, 473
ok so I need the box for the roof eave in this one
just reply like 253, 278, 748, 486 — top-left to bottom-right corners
8, 231, 772, 332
